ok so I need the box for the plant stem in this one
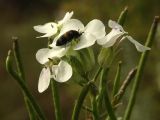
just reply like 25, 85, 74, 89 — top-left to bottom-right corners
123, 16, 159, 120
6, 50, 46, 120
51, 80, 62, 120
12, 38, 25, 79
12, 38, 36, 119
71, 81, 92, 120
93, 66, 103, 82
112, 61, 122, 97
117, 6, 128, 25
112, 68, 137, 107
104, 89, 117, 120
92, 96, 99, 120
100, 69, 117, 120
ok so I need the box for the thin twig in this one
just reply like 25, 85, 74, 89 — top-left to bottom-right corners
112, 67, 137, 106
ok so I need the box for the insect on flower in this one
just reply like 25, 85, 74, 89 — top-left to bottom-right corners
56, 30, 82, 46
50, 19, 106, 50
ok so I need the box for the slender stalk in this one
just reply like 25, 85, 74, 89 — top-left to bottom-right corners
117, 6, 128, 25
112, 68, 137, 107
92, 66, 103, 82
71, 81, 92, 120
112, 61, 122, 97
6, 50, 46, 120
12, 38, 25, 79
97, 68, 109, 108
123, 16, 159, 120
51, 80, 62, 120
12, 38, 36, 119
104, 89, 117, 120
92, 96, 99, 120
100, 69, 117, 120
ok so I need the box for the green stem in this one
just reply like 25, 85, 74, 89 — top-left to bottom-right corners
117, 6, 128, 25
97, 68, 109, 108
92, 66, 103, 82
71, 81, 92, 120
123, 16, 159, 120
12, 38, 25, 79
23, 95, 37, 120
101, 69, 117, 120
112, 61, 122, 97
104, 89, 117, 120
12, 38, 36, 119
51, 80, 62, 120
6, 50, 46, 120
92, 96, 99, 120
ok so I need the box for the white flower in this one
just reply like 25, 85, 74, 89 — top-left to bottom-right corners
33, 11, 73, 38
38, 60, 72, 93
49, 19, 106, 50
36, 47, 72, 93
97, 20, 150, 52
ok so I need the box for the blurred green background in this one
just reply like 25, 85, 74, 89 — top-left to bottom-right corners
0, 0, 160, 120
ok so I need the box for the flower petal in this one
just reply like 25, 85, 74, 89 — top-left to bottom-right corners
53, 60, 72, 82
33, 22, 58, 38
60, 19, 84, 35
58, 11, 74, 25
126, 36, 151, 52
38, 67, 51, 93
97, 29, 124, 48
85, 19, 106, 39
108, 20, 124, 32
36, 47, 67, 64
74, 33, 96, 50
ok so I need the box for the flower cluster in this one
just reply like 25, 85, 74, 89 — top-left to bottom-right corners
34, 11, 150, 93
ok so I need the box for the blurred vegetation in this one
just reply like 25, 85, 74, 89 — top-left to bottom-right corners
0, 0, 160, 120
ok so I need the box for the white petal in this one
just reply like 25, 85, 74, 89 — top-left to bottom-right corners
38, 67, 51, 93
36, 47, 67, 64
97, 29, 124, 48
58, 11, 74, 25
126, 36, 151, 52
85, 19, 106, 39
53, 61, 72, 82
74, 33, 96, 50
60, 19, 84, 35
108, 20, 124, 32
33, 22, 58, 38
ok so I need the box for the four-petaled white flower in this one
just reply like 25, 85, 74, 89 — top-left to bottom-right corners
36, 47, 72, 93
49, 19, 106, 50
33, 11, 73, 38
97, 20, 150, 52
